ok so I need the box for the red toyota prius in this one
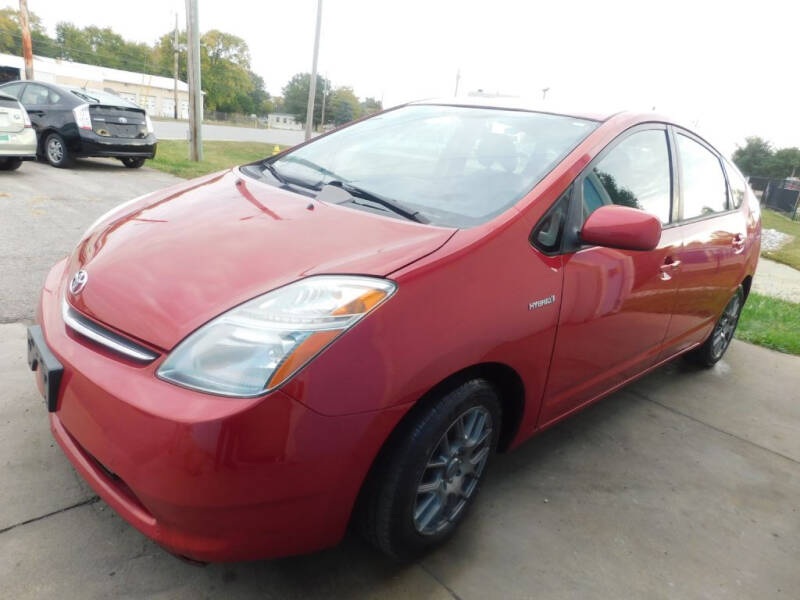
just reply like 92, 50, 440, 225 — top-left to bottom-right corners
27, 99, 760, 562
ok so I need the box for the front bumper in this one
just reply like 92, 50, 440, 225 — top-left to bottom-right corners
0, 127, 37, 157
76, 131, 157, 159
34, 258, 404, 561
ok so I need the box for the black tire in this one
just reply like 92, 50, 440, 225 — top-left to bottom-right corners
684, 285, 744, 368
0, 158, 22, 171
120, 157, 146, 169
43, 133, 72, 168
359, 379, 502, 559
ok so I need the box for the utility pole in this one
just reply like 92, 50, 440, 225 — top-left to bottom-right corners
173, 13, 179, 120
18, 0, 34, 80
320, 76, 328, 130
304, 0, 323, 141
454, 68, 460, 96
185, 0, 202, 161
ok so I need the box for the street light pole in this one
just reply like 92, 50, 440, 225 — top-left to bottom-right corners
185, 0, 202, 161
304, 0, 323, 141
18, 0, 34, 80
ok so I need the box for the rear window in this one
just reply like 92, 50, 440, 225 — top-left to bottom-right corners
0, 95, 19, 109
268, 105, 598, 227
1, 82, 24, 98
68, 88, 137, 108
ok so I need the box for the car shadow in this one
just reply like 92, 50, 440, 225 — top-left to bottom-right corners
38, 157, 134, 171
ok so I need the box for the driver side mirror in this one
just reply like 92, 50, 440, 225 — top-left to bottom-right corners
580, 205, 661, 251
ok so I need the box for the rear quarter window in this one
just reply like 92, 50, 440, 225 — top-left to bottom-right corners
724, 159, 748, 209
677, 134, 728, 219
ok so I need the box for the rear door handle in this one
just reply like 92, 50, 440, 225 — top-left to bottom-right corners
732, 234, 746, 253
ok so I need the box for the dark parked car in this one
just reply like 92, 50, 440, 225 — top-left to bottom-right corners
0, 81, 156, 168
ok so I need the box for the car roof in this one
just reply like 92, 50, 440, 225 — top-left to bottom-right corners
405, 97, 718, 151
409, 96, 618, 122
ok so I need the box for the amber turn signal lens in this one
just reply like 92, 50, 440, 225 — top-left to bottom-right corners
332, 288, 389, 316
268, 330, 341, 388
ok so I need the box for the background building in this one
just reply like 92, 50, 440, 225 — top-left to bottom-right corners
267, 112, 303, 130
0, 52, 189, 118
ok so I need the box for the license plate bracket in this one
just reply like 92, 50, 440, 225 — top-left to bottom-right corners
27, 326, 63, 412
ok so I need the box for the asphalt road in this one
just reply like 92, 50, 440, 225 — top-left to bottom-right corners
1, 160, 799, 598
0, 159, 183, 324
153, 119, 307, 146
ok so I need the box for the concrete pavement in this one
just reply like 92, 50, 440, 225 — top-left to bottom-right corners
152, 119, 307, 147
753, 258, 800, 302
1, 322, 798, 599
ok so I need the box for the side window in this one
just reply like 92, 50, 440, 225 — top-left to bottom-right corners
531, 189, 570, 253
677, 134, 728, 219
581, 129, 672, 225
724, 159, 747, 209
21, 84, 50, 105
1, 82, 24, 98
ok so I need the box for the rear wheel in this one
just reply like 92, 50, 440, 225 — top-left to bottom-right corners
359, 379, 501, 559
0, 158, 22, 171
684, 285, 744, 367
120, 157, 146, 169
44, 133, 72, 168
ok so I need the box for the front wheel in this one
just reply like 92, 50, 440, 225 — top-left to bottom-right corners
684, 285, 744, 367
120, 157, 146, 169
359, 379, 501, 559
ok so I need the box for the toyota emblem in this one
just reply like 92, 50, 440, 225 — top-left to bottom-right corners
69, 270, 88, 295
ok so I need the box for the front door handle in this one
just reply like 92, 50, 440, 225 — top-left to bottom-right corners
659, 257, 681, 281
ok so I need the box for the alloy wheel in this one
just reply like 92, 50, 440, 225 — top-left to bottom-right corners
413, 406, 493, 535
47, 137, 64, 164
710, 293, 741, 360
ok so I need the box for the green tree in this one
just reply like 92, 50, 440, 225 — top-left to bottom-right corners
360, 96, 383, 115
53, 23, 153, 71
0, 8, 58, 59
732, 137, 774, 178
328, 86, 362, 126
281, 72, 331, 126
150, 30, 187, 81
770, 147, 800, 179
199, 30, 253, 112
733, 137, 800, 179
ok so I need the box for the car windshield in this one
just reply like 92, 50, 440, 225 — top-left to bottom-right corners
269, 104, 598, 227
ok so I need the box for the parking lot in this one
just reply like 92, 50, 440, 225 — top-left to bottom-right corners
1, 159, 799, 599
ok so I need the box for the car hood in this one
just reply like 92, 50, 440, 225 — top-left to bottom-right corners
65, 169, 455, 350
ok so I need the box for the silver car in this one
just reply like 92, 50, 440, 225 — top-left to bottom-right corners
0, 91, 36, 170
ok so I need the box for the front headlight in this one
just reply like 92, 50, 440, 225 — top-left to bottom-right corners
157, 276, 396, 397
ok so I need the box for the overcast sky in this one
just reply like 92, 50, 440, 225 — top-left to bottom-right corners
3, 0, 798, 156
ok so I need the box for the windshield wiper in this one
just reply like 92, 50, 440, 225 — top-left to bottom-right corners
280, 155, 343, 181
261, 160, 319, 192
326, 180, 429, 224
261, 161, 288, 184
